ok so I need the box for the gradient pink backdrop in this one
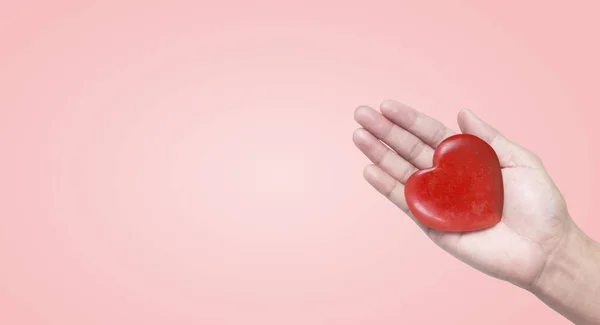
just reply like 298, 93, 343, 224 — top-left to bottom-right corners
1, 1, 599, 324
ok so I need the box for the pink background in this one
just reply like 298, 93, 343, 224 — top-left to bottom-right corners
1, 1, 599, 324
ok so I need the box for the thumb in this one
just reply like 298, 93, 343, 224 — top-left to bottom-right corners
457, 109, 542, 168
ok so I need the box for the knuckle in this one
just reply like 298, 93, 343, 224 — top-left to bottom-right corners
407, 140, 425, 160
528, 152, 543, 166
385, 181, 400, 199
430, 126, 446, 145
401, 166, 417, 183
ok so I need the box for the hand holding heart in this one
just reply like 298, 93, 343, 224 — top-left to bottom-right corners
353, 100, 571, 289
404, 133, 504, 232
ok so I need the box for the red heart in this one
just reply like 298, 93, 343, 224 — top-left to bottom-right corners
404, 134, 504, 232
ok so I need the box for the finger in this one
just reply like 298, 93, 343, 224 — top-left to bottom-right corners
354, 105, 434, 169
363, 165, 428, 232
353, 128, 418, 183
380, 99, 456, 148
457, 109, 543, 168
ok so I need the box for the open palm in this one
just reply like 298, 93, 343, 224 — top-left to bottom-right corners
353, 100, 571, 289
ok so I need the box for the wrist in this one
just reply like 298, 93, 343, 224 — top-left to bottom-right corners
531, 218, 600, 324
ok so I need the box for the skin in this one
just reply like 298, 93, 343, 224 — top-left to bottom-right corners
353, 99, 600, 324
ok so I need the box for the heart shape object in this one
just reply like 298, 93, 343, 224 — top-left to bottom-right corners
404, 134, 504, 232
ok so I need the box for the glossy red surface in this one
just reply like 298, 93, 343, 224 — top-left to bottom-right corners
405, 134, 504, 232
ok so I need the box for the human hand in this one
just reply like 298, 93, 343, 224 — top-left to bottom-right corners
352, 99, 572, 290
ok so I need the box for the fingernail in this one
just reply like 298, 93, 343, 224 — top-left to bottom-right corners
460, 109, 477, 119
380, 99, 397, 109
